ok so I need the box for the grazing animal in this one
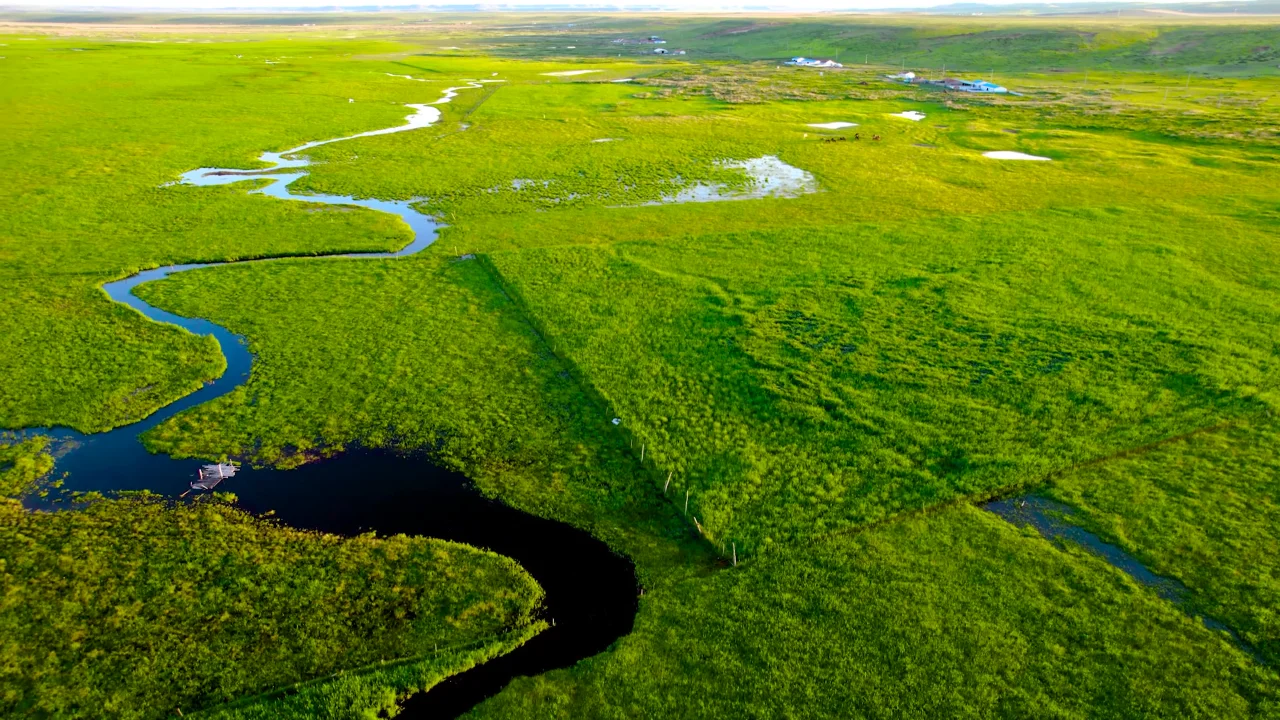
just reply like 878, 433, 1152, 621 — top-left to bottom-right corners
854, 133, 861, 140
873, 134, 881, 141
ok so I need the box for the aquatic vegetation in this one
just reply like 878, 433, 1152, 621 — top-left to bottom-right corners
0, 435, 53, 497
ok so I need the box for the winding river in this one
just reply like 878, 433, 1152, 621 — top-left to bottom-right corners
20, 79, 638, 718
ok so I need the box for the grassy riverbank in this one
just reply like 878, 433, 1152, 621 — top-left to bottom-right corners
3, 13, 1279, 718
0, 36, 421, 432
0, 441, 545, 719
474, 505, 1278, 719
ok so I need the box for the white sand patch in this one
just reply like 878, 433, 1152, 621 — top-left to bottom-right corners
592, 138, 619, 143
611, 78, 634, 83
983, 151, 1052, 161
386, 73, 429, 82
890, 111, 926, 121
541, 69, 602, 77
439, 46, 461, 50
807, 121, 857, 130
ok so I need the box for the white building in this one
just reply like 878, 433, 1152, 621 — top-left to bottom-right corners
958, 79, 1008, 93
787, 57, 843, 68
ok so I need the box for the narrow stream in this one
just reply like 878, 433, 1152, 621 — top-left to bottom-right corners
983, 494, 1263, 663
18, 79, 638, 718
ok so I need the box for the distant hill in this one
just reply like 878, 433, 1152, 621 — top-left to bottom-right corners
1, 1, 1277, 15
908, 0, 1280, 15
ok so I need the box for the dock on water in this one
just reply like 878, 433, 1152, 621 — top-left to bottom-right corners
191, 463, 238, 491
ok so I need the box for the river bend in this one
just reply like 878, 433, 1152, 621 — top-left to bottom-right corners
18, 78, 638, 718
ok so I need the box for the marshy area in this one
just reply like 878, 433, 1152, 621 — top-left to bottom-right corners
3, 12, 1280, 720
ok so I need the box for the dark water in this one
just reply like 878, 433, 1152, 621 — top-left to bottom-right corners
983, 494, 1263, 663
31, 444, 638, 718
16, 79, 639, 717
223, 451, 638, 718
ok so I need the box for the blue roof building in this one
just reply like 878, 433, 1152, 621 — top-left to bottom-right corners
959, 79, 1008, 93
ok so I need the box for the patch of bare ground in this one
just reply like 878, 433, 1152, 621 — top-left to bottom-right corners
640, 66, 917, 104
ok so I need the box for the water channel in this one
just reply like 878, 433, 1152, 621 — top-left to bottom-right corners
983, 494, 1263, 663
18, 79, 638, 718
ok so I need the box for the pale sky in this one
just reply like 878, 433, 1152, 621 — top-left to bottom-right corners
4, 0, 1190, 10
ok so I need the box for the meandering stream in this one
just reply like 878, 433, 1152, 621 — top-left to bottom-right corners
18, 75, 832, 715
19, 79, 638, 718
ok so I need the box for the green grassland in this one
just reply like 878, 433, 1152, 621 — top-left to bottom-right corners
0, 444, 543, 720
1047, 415, 1280, 666
441, 15, 1280, 76
475, 505, 1277, 719
483, 204, 1278, 555
132, 252, 705, 577
135, 51, 1280, 560
3, 13, 1280, 718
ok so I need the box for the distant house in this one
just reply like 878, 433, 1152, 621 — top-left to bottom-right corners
914, 76, 1011, 94
787, 57, 843, 68
961, 79, 1008, 93
888, 71, 916, 83
653, 48, 669, 54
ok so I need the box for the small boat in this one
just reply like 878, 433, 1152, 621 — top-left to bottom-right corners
191, 463, 238, 491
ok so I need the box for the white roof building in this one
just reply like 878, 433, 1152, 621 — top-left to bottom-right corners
787, 57, 843, 68
958, 79, 1008, 93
